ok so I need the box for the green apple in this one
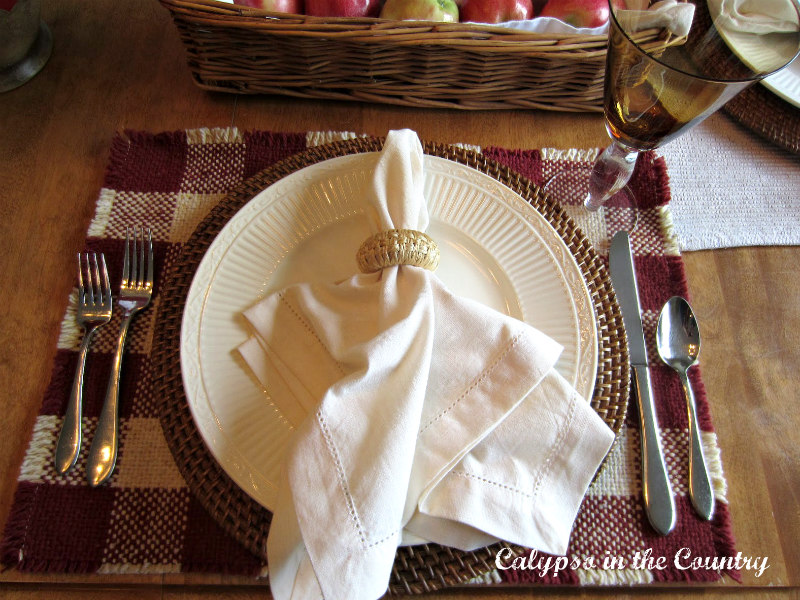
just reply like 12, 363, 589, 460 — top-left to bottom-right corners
380, 0, 459, 22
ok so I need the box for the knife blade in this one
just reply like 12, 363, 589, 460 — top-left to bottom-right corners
609, 231, 676, 536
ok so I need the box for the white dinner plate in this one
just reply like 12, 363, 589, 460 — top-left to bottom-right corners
181, 153, 598, 510
763, 56, 800, 108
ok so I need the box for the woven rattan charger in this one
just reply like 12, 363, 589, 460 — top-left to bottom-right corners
150, 138, 630, 594
723, 80, 800, 156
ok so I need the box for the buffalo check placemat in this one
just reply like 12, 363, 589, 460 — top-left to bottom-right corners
1, 128, 740, 588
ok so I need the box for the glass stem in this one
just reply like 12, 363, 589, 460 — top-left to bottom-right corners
585, 141, 640, 211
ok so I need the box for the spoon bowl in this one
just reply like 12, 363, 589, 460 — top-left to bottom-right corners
656, 296, 714, 521
656, 298, 701, 372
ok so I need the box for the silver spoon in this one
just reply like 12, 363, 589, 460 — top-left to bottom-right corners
656, 296, 715, 521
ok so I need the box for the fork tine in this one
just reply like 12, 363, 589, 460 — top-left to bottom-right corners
138, 227, 145, 287
131, 227, 138, 288
85, 253, 95, 307
77, 253, 85, 305
145, 228, 153, 289
100, 253, 111, 303
90, 253, 101, 306
122, 227, 131, 287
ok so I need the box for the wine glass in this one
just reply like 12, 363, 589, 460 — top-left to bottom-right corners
549, 0, 800, 215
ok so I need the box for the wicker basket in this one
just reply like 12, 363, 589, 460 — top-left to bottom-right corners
159, 0, 671, 111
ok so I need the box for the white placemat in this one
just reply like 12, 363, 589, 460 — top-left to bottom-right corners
657, 111, 800, 251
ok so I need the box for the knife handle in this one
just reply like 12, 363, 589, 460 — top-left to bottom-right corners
633, 364, 676, 536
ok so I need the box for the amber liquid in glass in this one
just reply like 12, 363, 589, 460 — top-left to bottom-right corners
603, 23, 747, 151
604, 79, 732, 150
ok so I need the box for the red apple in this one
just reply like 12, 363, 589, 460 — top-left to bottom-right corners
380, 0, 459, 22
233, 0, 303, 12
460, 0, 533, 23
305, 0, 381, 16
539, 0, 625, 28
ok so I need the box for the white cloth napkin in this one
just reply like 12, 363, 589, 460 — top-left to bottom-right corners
238, 129, 614, 600
615, 0, 695, 38
707, 0, 800, 34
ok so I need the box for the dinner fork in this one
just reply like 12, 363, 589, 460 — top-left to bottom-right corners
87, 227, 153, 487
54, 253, 113, 475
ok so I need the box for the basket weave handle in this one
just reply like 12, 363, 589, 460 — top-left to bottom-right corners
356, 228, 440, 273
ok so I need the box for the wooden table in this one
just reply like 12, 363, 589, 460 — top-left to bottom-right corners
1, 2, 798, 599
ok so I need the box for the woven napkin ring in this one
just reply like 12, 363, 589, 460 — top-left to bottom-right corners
356, 228, 440, 273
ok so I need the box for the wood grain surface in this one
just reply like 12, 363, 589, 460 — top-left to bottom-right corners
1, 1, 797, 599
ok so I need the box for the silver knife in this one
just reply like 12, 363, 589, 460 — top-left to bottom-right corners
609, 231, 676, 536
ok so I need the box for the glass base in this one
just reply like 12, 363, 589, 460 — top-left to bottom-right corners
542, 166, 639, 251
0, 21, 52, 93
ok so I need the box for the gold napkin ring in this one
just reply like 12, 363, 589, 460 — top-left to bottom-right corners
356, 228, 440, 273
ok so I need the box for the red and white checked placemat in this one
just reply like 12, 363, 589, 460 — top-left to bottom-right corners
1, 128, 739, 586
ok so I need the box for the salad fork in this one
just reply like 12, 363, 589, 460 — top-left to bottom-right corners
55, 253, 112, 475
87, 227, 153, 487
